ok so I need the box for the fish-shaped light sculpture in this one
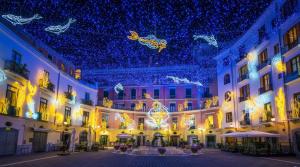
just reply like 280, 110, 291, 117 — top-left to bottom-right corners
2, 14, 42, 26
45, 18, 76, 35
193, 34, 218, 47
127, 31, 167, 52
166, 76, 203, 86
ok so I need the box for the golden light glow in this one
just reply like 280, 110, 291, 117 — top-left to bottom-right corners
291, 98, 300, 119
217, 110, 223, 128
205, 99, 212, 109
135, 101, 143, 110
103, 97, 113, 108
204, 115, 214, 129
38, 70, 49, 88
0, 98, 9, 115
212, 96, 218, 106
275, 88, 286, 121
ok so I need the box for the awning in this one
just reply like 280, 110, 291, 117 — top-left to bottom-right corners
221, 131, 280, 138
117, 133, 131, 138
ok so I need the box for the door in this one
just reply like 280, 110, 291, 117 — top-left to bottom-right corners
100, 135, 108, 146
0, 128, 18, 156
32, 131, 48, 152
206, 135, 216, 148
137, 136, 145, 146
170, 136, 179, 146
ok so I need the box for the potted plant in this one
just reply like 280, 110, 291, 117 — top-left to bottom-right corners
158, 147, 166, 155
114, 144, 120, 151
120, 145, 127, 153
191, 144, 199, 154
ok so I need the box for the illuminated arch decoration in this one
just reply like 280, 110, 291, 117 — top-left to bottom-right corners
166, 76, 203, 86
2, 14, 42, 26
114, 83, 123, 94
193, 34, 218, 47
25, 81, 38, 119
45, 18, 76, 35
0, 69, 7, 84
144, 94, 169, 129
127, 31, 167, 52
115, 113, 135, 129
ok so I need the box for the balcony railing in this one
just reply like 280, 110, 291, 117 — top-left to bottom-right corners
0, 105, 21, 117
39, 79, 55, 92
258, 84, 273, 94
237, 74, 249, 82
4, 60, 30, 79
64, 92, 73, 100
259, 112, 274, 123
285, 71, 300, 83
240, 119, 251, 126
81, 99, 93, 106
239, 96, 249, 102
282, 37, 300, 54
257, 59, 271, 71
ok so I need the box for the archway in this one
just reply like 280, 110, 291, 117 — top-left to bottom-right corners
152, 132, 164, 147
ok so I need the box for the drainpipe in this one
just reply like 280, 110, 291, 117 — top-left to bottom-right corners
54, 72, 60, 125
230, 55, 238, 132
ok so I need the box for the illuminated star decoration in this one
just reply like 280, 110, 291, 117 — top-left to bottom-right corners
45, 18, 76, 35
193, 34, 218, 47
0, 69, 7, 84
1, 14, 42, 26
114, 83, 124, 94
166, 76, 203, 86
127, 31, 167, 52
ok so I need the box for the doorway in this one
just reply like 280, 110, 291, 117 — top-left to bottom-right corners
0, 128, 18, 155
170, 135, 179, 146
100, 135, 108, 146
137, 135, 146, 146
32, 131, 48, 152
206, 135, 216, 148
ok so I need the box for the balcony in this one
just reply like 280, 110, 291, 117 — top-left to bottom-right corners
258, 85, 273, 94
64, 92, 73, 100
240, 119, 250, 126
0, 105, 21, 117
237, 74, 249, 82
4, 60, 30, 79
282, 37, 300, 54
285, 71, 300, 83
259, 112, 274, 123
81, 99, 93, 106
239, 96, 249, 102
39, 79, 55, 92
257, 59, 270, 71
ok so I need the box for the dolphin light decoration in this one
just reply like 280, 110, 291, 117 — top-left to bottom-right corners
166, 76, 203, 86
193, 34, 218, 47
114, 83, 124, 94
2, 14, 42, 26
45, 18, 76, 35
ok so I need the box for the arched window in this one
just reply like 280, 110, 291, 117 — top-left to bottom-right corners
224, 74, 230, 85
224, 91, 232, 102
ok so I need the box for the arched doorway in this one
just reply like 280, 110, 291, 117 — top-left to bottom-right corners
137, 132, 146, 146
0, 128, 18, 155
206, 134, 216, 148
79, 131, 88, 144
187, 134, 198, 145
152, 132, 164, 147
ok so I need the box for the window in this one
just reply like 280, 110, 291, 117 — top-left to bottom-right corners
226, 112, 233, 123
131, 89, 136, 99
169, 88, 176, 99
224, 91, 232, 102
12, 50, 22, 64
223, 57, 230, 66
185, 88, 192, 98
154, 89, 159, 99
242, 110, 250, 124
281, 0, 298, 20
187, 102, 193, 110
64, 106, 72, 125
172, 117, 178, 130
102, 113, 109, 128
138, 118, 144, 130
258, 25, 266, 42
239, 64, 248, 81
142, 89, 147, 99
289, 56, 300, 73
283, 23, 300, 50
190, 115, 196, 129
85, 92, 90, 100
260, 73, 271, 91
239, 84, 250, 101
103, 90, 109, 98
82, 111, 89, 126
67, 85, 72, 93
274, 43, 280, 55
39, 98, 48, 121
130, 103, 135, 111
142, 103, 147, 112
258, 49, 268, 65
6, 85, 18, 107
169, 103, 176, 112
117, 90, 124, 100
224, 74, 230, 85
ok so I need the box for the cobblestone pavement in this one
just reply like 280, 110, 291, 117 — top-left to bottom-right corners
0, 149, 300, 167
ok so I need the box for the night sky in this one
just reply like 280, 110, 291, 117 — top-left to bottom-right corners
0, 0, 272, 70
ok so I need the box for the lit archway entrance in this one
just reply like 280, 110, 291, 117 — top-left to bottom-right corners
152, 132, 164, 147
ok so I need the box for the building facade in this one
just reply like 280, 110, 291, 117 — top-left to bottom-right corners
215, 0, 300, 154
0, 21, 98, 155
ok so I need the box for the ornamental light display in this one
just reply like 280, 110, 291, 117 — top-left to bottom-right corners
127, 31, 167, 52
193, 35, 218, 47
2, 14, 42, 26
0, 69, 7, 84
45, 18, 76, 35
114, 83, 124, 94
166, 76, 203, 86
25, 81, 38, 120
